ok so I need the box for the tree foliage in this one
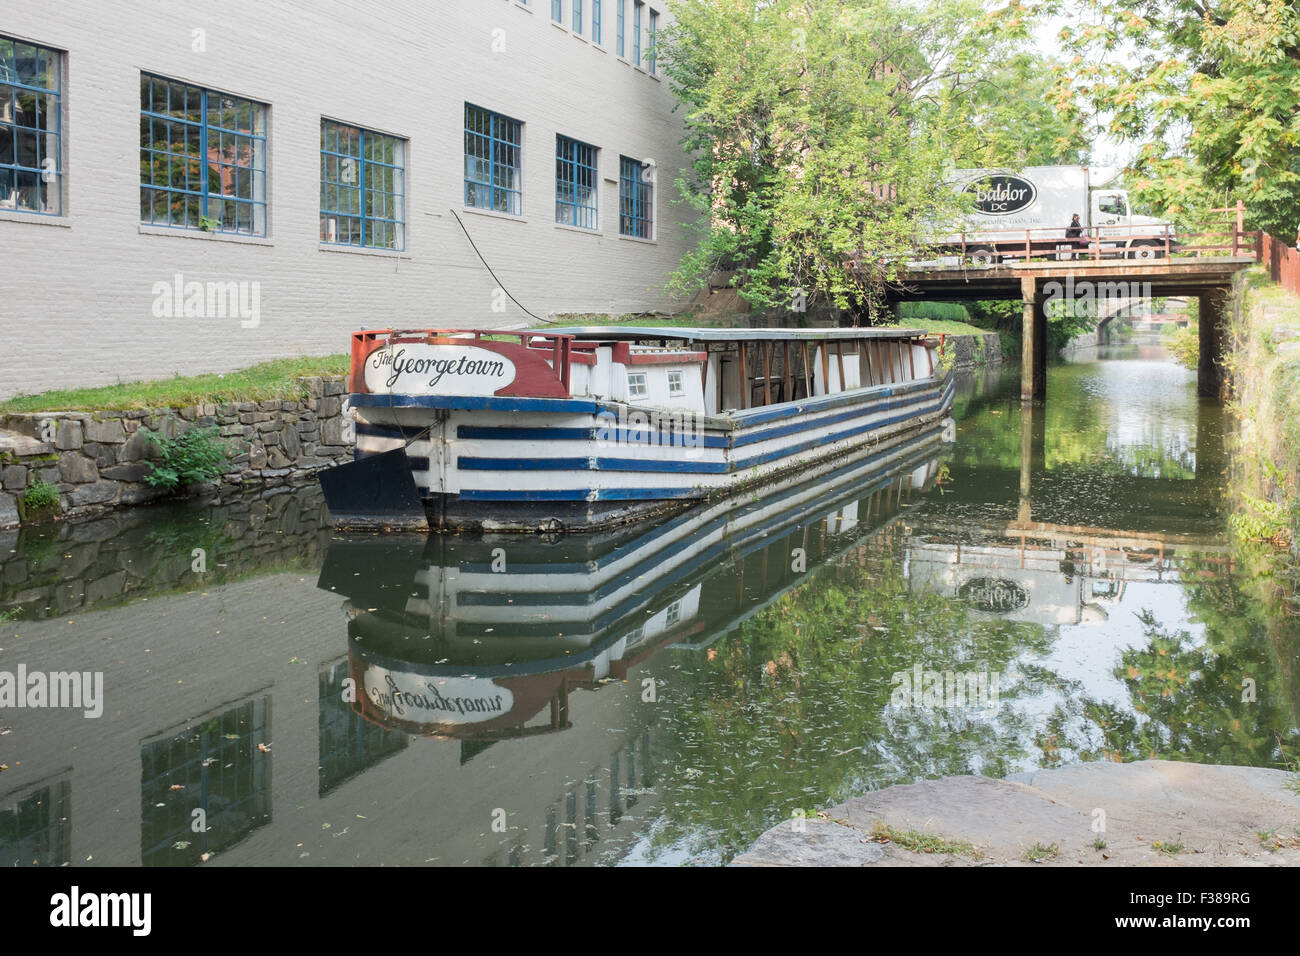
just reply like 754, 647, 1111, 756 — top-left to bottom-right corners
1049, 0, 1300, 235
662, 0, 1073, 315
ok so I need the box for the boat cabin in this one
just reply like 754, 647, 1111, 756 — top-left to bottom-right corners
348, 326, 938, 414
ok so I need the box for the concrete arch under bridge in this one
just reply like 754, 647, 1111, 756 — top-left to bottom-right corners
890, 257, 1254, 400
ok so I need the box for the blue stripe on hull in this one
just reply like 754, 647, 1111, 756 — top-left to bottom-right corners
457, 425, 729, 448
729, 377, 936, 426
733, 389, 936, 448
352, 394, 603, 414
355, 422, 411, 440
453, 382, 950, 477
459, 456, 730, 474
459, 486, 704, 502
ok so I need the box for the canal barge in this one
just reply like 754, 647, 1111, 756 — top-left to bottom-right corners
321, 325, 953, 532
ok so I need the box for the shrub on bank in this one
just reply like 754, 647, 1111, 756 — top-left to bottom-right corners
141, 422, 236, 492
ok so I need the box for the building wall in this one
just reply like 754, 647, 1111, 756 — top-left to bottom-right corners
0, 0, 692, 398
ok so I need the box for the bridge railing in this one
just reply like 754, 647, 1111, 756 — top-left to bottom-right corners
917, 201, 1257, 267
1257, 230, 1300, 296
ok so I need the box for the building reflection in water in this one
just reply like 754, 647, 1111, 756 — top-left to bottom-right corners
0, 775, 72, 867
140, 696, 272, 867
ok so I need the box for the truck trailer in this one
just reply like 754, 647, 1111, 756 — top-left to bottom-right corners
932, 165, 1176, 265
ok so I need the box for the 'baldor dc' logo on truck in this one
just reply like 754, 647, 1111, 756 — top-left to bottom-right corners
965, 174, 1037, 215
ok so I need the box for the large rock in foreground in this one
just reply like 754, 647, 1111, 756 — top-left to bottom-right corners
734, 761, 1300, 866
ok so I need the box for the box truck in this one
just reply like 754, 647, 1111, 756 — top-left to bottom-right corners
933, 165, 1176, 265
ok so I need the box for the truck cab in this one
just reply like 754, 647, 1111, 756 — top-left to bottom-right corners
1091, 189, 1172, 259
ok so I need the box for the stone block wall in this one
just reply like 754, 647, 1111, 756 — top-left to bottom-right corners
0, 376, 352, 528
940, 332, 1003, 370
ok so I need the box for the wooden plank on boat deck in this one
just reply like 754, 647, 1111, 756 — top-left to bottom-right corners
801, 343, 811, 399
885, 340, 896, 383
835, 341, 846, 391
820, 341, 830, 395
908, 339, 916, 380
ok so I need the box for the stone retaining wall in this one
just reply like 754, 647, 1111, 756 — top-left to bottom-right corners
0, 375, 352, 528
939, 332, 1003, 370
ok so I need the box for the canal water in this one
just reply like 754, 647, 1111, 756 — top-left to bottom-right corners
1, 346, 1297, 866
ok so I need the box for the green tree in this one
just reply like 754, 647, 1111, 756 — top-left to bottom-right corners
662, 0, 1052, 316
1050, 0, 1300, 235
967, 51, 1091, 167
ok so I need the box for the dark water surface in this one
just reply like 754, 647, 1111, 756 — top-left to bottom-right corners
2, 348, 1297, 866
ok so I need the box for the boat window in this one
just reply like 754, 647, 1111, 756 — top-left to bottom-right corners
667, 369, 684, 394
628, 371, 648, 398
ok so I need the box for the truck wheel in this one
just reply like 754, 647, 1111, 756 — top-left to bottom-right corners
967, 246, 995, 267
1128, 242, 1164, 260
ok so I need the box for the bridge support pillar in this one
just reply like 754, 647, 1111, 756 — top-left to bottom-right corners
1021, 277, 1046, 401
1197, 287, 1229, 398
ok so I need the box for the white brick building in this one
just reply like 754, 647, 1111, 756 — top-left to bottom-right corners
0, 0, 692, 398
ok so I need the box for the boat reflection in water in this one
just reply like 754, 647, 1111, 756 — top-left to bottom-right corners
318, 423, 950, 743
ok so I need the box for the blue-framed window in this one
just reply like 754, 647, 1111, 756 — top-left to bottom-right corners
616, 0, 625, 57
619, 155, 652, 239
573, 0, 583, 34
320, 120, 405, 250
649, 8, 658, 74
140, 74, 267, 235
465, 104, 523, 216
552, 0, 562, 23
0, 35, 62, 215
633, 1, 643, 66
556, 134, 598, 230
593, 0, 602, 44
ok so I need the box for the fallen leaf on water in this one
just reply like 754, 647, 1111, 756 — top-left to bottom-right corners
201, 852, 212, 863
169, 784, 185, 791
257, 742, 271, 753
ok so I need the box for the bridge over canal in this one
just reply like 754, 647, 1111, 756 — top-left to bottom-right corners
889, 205, 1265, 400
895, 257, 1254, 400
